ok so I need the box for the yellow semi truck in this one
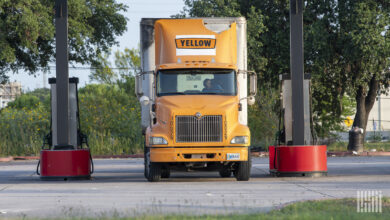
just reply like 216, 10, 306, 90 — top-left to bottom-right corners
136, 18, 257, 182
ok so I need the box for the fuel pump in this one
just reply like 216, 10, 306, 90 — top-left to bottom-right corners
37, 77, 93, 180
35, 0, 92, 180
269, 0, 327, 177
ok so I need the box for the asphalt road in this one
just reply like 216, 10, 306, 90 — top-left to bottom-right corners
0, 156, 389, 218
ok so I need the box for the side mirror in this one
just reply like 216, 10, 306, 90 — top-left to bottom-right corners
139, 96, 150, 106
135, 74, 143, 97
249, 72, 257, 97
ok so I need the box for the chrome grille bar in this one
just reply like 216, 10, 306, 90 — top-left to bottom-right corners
176, 115, 222, 143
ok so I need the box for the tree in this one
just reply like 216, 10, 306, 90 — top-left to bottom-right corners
6, 94, 40, 110
0, 0, 127, 77
89, 51, 118, 84
114, 47, 141, 75
305, 1, 389, 151
0, 75, 8, 84
90, 47, 141, 87
337, 1, 389, 151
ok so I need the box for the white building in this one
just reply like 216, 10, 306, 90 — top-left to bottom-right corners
0, 82, 21, 109
338, 93, 390, 141
363, 93, 390, 140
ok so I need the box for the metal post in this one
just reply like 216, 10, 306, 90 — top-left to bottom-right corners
55, 0, 70, 147
378, 90, 381, 132
290, 0, 306, 145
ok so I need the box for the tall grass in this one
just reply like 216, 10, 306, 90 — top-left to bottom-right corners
0, 106, 49, 156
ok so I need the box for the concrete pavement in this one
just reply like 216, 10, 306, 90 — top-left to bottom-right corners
0, 156, 389, 218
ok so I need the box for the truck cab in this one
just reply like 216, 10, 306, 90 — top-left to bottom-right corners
136, 18, 257, 182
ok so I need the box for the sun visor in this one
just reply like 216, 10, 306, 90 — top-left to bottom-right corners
154, 19, 237, 67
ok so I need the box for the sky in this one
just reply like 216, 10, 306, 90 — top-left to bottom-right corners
9, 0, 185, 91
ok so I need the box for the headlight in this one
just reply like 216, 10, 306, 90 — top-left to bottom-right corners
230, 136, 248, 144
149, 137, 168, 145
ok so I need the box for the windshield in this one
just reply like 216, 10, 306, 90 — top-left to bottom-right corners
157, 69, 237, 96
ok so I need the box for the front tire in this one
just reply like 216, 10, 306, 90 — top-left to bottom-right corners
234, 150, 251, 181
161, 167, 171, 178
144, 147, 162, 182
219, 168, 232, 177
144, 145, 148, 179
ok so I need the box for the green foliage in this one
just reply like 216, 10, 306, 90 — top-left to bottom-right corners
0, 74, 9, 84
90, 47, 141, 84
114, 47, 141, 77
6, 88, 50, 110
313, 95, 356, 139
78, 83, 143, 155
90, 52, 118, 84
6, 94, 40, 110
0, 0, 127, 78
366, 132, 383, 143
0, 101, 50, 156
248, 90, 279, 148
306, 1, 389, 147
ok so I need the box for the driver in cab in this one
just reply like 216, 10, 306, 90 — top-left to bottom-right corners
202, 79, 223, 93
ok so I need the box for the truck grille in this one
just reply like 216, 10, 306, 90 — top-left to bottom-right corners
176, 115, 223, 143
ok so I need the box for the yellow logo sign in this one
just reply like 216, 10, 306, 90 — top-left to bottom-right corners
175, 38, 216, 49
344, 116, 353, 127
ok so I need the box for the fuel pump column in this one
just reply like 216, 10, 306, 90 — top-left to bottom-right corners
37, 0, 92, 180
269, 0, 327, 177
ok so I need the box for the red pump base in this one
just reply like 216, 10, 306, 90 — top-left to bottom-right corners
269, 145, 327, 177
40, 149, 92, 180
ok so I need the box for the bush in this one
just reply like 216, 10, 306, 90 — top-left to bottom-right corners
0, 104, 50, 156
78, 83, 143, 155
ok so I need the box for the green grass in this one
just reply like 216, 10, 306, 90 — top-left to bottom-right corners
137, 198, 390, 220
11, 198, 390, 220
328, 141, 390, 152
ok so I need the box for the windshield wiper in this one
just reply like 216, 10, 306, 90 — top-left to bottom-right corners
159, 92, 186, 96
202, 92, 220, 94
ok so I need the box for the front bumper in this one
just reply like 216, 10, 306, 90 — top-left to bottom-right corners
150, 147, 248, 162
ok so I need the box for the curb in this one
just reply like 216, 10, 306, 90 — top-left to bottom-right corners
0, 154, 144, 162
13, 156, 39, 160
1, 151, 390, 162
92, 154, 144, 159
327, 151, 390, 157
0, 157, 13, 162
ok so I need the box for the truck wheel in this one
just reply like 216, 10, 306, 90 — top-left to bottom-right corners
161, 167, 171, 178
144, 145, 148, 179
219, 168, 232, 177
144, 147, 162, 182
234, 151, 251, 181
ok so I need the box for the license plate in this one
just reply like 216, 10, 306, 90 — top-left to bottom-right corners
192, 154, 205, 159
226, 153, 240, 160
